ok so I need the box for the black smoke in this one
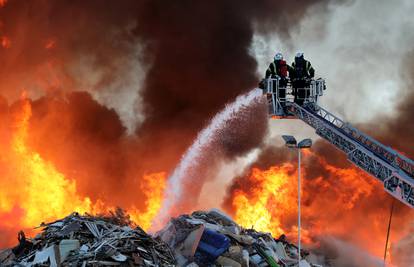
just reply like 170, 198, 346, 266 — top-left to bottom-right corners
0, 0, 344, 248
0, 0, 339, 205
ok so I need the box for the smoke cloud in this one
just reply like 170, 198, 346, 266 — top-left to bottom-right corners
314, 236, 383, 267
391, 224, 414, 267
0, 0, 338, 247
1, 2, 412, 264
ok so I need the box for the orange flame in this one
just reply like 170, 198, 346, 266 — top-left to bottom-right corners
230, 152, 413, 260
130, 172, 167, 230
232, 165, 297, 238
0, 99, 166, 246
2, 98, 95, 228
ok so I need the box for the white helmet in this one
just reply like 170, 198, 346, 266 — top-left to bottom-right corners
295, 52, 304, 58
274, 52, 283, 61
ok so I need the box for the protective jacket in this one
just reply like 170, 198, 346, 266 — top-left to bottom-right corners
265, 60, 288, 79
290, 58, 315, 79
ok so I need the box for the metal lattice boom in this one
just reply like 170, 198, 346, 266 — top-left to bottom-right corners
287, 102, 414, 208
261, 76, 414, 208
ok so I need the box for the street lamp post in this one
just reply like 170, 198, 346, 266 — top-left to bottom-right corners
282, 135, 312, 265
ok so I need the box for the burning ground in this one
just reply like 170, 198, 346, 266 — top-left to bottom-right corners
0, 96, 167, 243
223, 141, 414, 266
0, 0, 414, 266
0, 0, 325, 246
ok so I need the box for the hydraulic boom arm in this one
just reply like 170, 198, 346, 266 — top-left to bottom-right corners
288, 102, 414, 208
262, 77, 414, 208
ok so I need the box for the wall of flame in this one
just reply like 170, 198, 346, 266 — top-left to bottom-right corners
0, 98, 166, 246
225, 148, 414, 263
0, 1, 413, 265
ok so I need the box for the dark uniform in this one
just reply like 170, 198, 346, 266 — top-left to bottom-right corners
265, 59, 289, 103
289, 55, 315, 105
266, 59, 288, 83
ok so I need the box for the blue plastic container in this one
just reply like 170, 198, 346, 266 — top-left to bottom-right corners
194, 229, 230, 265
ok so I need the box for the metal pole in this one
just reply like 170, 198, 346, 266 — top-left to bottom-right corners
383, 199, 395, 266
298, 148, 301, 264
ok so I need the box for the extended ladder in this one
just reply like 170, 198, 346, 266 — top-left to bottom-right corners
262, 78, 414, 208
288, 103, 414, 208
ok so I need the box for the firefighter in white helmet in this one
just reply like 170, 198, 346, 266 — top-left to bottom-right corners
289, 52, 315, 105
263, 52, 289, 107
265, 52, 289, 86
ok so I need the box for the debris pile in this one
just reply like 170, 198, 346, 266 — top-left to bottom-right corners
156, 209, 321, 267
0, 209, 175, 266
1, 209, 322, 266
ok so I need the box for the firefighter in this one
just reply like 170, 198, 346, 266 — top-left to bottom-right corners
290, 52, 315, 105
265, 52, 289, 106
265, 52, 289, 86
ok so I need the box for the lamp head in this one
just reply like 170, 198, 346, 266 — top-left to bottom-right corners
298, 138, 312, 149
282, 135, 297, 148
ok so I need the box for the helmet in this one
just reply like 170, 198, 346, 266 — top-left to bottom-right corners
295, 52, 304, 58
274, 52, 283, 61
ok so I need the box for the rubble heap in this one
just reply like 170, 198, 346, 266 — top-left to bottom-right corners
1, 209, 322, 266
156, 209, 320, 267
0, 209, 175, 266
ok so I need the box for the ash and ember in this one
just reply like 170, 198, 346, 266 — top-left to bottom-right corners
0, 0, 413, 266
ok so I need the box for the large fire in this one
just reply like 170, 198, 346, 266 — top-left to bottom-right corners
6, 97, 94, 227
0, 98, 166, 246
228, 150, 413, 262
0, 2, 412, 266
232, 165, 297, 238
1, 97, 411, 264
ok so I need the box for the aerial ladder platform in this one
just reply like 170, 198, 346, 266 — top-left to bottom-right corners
262, 78, 414, 208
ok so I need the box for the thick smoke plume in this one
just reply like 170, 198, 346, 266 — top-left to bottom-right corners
0, 0, 334, 247
0, 0, 337, 130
